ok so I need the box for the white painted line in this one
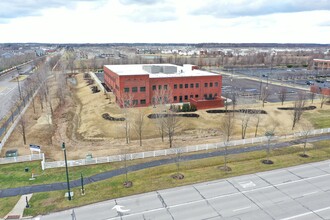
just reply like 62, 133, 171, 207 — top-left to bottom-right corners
233, 206, 251, 212
302, 191, 318, 197
239, 180, 256, 189
280, 206, 330, 220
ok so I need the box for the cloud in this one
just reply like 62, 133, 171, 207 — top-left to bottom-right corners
0, 0, 99, 22
193, 0, 330, 18
119, 0, 164, 5
126, 5, 176, 22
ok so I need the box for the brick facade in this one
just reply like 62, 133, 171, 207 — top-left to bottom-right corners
104, 64, 224, 109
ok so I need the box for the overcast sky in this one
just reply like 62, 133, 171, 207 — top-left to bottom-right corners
0, 0, 330, 44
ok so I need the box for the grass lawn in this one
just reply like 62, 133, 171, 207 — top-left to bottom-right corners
0, 196, 20, 218
0, 157, 160, 189
21, 140, 330, 217
305, 109, 330, 128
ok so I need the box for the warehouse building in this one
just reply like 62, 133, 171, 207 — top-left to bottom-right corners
103, 64, 224, 109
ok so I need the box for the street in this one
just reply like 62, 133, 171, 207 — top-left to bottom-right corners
37, 160, 330, 220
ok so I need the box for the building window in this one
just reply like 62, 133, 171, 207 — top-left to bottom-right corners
215, 82, 219, 87
185, 84, 188, 88
124, 87, 129, 93
132, 87, 138, 92
204, 83, 208, 87
195, 94, 199, 98
164, 85, 168, 90
184, 95, 188, 100
196, 83, 199, 88
179, 96, 183, 102
190, 95, 193, 98
152, 85, 156, 91
180, 84, 183, 89
133, 100, 138, 105
204, 94, 207, 99
158, 85, 162, 90
174, 84, 177, 89
140, 86, 146, 92
140, 99, 146, 104
209, 94, 212, 98
190, 83, 194, 88
174, 96, 177, 101
214, 93, 218, 97
210, 82, 213, 87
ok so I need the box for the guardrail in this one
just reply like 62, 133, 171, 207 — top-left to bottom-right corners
0, 153, 44, 165
42, 128, 330, 170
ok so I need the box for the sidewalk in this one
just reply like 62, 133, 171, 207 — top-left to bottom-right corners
4, 194, 33, 220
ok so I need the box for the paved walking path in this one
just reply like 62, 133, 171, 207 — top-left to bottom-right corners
4, 193, 33, 219
1, 134, 329, 200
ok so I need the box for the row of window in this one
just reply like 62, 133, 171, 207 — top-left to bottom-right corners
124, 82, 219, 93
124, 86, 146, 93
174, 82, 219, 89
127, 99, 146, 105
173, 93, 218, 101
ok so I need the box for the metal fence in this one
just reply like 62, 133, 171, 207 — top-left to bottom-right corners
42, 128, 330, 170
0, 153, 44, 165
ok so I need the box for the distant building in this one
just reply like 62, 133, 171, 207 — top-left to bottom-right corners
313, 59, 330, 70
104, 64, 224, 109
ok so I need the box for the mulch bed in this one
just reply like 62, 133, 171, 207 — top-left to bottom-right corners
102, 113, 125, 121
148, 113, 199, 119
277, 106, 317, 111
207, 109, 267, 114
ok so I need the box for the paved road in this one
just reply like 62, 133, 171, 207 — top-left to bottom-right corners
1, 134, 330, 200
34, 159, 330, 220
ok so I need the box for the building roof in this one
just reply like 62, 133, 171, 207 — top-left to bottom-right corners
104, 64, 219, 78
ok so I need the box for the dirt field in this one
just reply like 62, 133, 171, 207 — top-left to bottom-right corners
2, 72, 328, 161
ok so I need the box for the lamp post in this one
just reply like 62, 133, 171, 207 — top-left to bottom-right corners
16, 75, 22, 101
80, 172, 85, 195
62, 142, 71, 200
265, 131, 275, 163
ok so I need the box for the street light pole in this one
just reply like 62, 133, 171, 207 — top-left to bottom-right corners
62, 142, 71, 201
16, 76, 22, 100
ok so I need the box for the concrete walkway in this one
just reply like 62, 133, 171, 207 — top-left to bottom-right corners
4, 194, 33, 220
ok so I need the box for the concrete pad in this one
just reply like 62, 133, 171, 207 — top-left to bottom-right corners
262, 199, 310, 220
121, 209, 172, 220
316, 207, 330, 220
208, 193, 259, 217
228, 174, 270, 191
158, 186, 203, 206
296, 192, 330, 211
276, 180, 320, 199
116, 192, 163, 213
244, 186, 290, 208
288, 165, 327, 178
75, 200, 118, 220
232, 209, 273, 220
257, 169, 301, 185
169, 200, 219, 220
194, 180, 239, 199
306, 174, 330, 192
310, 161, 330, 173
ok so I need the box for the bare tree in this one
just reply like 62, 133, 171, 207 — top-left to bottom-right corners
309, 91, 316, 104
17, 115, 28, 145
219, 112, 235, 171
164, 113, 181, 148
263, 120, 278, 164
278, 87, 287, 106
239, 108, 252, 139
260, 87, 270, 107
319, 94, 328, 108
299, 122, 313, 157
133, 109, 146, 146
171, 146, 184, 179
121, 147, 133, 188
153, 87, 173, 142
119, 92, 135, 144
292, 92, 307, 130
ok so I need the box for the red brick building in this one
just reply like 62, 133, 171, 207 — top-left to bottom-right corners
313, 59, 330, 70
103, 64, 224, 109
